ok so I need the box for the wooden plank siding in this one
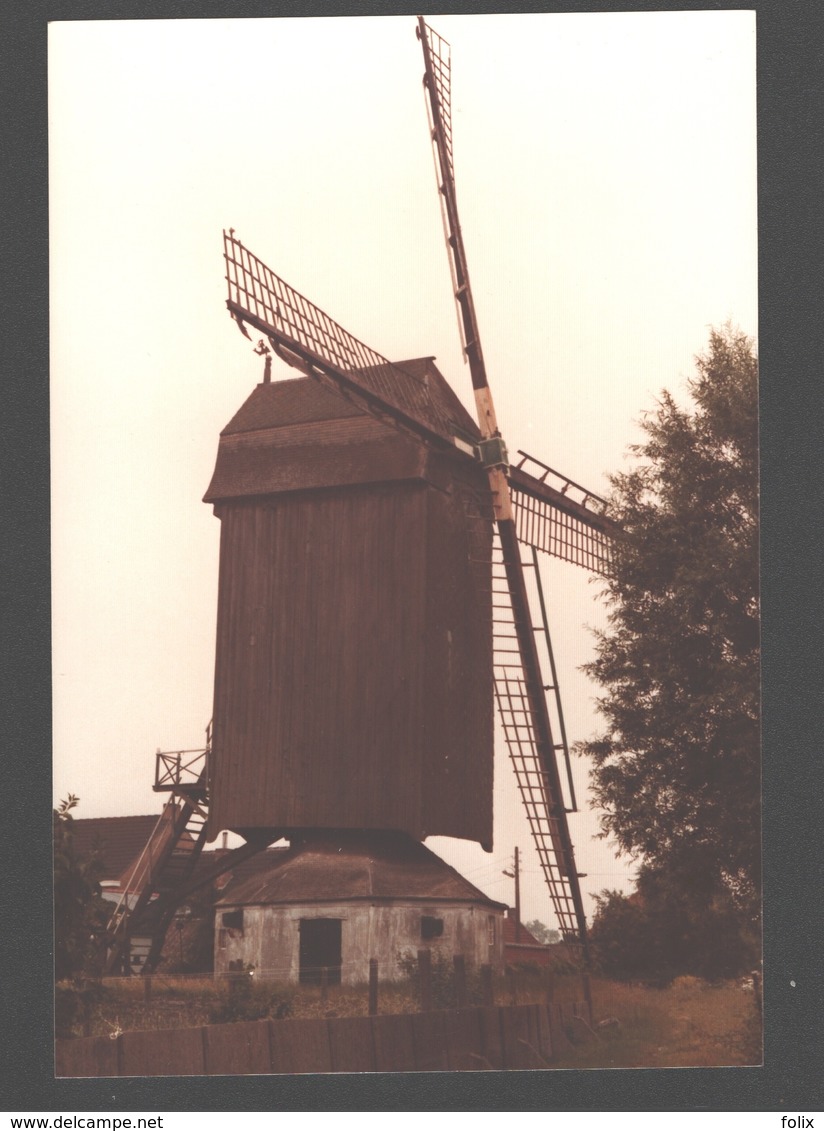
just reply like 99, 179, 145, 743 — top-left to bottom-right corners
56, 1002, 591, 1076
423, 473, 493, 847
202, 1019, 273, 1075
55, 1034, 120, 1078
118, 1026, 205, 1076
205, 377, 493, 848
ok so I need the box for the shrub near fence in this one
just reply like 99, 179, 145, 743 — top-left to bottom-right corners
56, 999, 591, 1076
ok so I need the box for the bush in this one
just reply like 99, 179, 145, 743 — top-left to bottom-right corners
396, 949, 486, 1009
207, 964, 293, 1024
589, 866, 760, 985
54, 796, 109, 981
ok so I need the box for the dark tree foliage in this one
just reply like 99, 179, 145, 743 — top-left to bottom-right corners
54, 795, 108, 981
590, 859, 759, 983
579, 325, 760, 977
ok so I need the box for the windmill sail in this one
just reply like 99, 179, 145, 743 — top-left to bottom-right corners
418, 17, 595, 953
223, 230, 463, 454
511, 452, 620, 573
416, 19, 498, 445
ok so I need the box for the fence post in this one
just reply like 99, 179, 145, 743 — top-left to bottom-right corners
453, 954, 467, 1007
544, 969, 555, 1004
582, 972, 593, 1025
369, 958, 379, 1016
418, 948, 433, 1012
480, 963, 494, 1007
507, 966, 517, 1005
143, 975, 153, 1004
320, 966, 329, 1006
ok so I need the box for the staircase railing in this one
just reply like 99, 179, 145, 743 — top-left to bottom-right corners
103, 800, 181, 966
103, 721, 274, 974
154, 746, 208, 792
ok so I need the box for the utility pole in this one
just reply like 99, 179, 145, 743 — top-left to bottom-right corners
503, 847, 521, 942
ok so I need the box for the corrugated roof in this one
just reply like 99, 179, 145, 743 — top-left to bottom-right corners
71, 815, 163, 883
214, 832, 505, 910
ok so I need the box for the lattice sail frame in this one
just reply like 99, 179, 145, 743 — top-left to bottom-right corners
488, 532, 584, 940
223, 230, 460, 450
418, 22, 471, 361
511, 452, 617, 573
460, 488, 582, 943
419, 21, 455, 180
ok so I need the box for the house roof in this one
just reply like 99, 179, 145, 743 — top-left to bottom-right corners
71, 814, 163, 883
214, 832, 506, 910
503, 914, 545, 948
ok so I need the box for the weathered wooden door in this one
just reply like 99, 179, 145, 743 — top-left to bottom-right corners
299, 918, 342, 985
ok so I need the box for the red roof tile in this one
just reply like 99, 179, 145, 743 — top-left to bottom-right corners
71, 815, 164, 884
503, 914, 545, 948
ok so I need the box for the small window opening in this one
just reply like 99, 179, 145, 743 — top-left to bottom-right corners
222, 909, 244, 935
421, 915, 444, 940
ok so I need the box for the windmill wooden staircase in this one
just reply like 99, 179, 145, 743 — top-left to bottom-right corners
104, 727, 270, 974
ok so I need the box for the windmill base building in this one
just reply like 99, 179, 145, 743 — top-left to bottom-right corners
213, 832, 506, 984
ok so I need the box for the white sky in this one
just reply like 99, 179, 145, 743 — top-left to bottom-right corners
50, 13, 757, 927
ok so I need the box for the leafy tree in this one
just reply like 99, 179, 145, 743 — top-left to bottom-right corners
579, 325, 760, 975
524, 919, 561, 945
586, 889, 651, 982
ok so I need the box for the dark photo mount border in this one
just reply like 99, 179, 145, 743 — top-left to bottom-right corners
4, 0, 823, 1112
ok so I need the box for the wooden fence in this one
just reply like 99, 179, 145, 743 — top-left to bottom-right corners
56, 999, 592, 1076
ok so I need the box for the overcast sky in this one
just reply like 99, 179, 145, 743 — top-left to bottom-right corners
50, 13, 757, 926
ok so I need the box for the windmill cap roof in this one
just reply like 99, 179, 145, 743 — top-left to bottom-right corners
204, 359, 484, 504
219, 375, 363, 435
214, 831, 506, 909
218, 359, 480, 441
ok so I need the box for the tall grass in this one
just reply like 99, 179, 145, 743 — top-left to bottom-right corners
73, 971, 762, 1068
551, 975, 762, 1068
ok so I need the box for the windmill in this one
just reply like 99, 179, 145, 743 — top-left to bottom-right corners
105, 17, 618, 972
214, 17, 619, 955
